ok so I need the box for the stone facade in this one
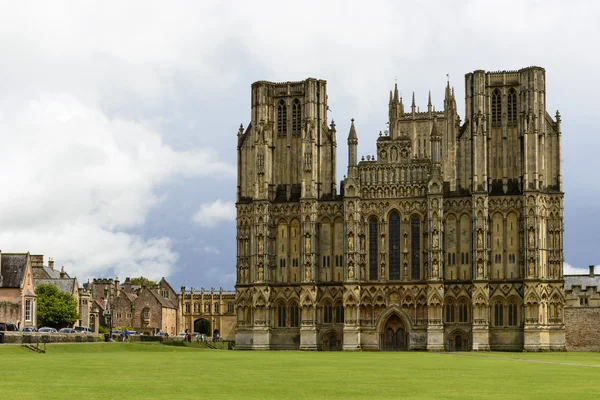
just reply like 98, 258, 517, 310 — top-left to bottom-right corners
235, 67, 566, 351
179, 287, 236, 340
0, 252, 37, 328
564, 265, 600, 351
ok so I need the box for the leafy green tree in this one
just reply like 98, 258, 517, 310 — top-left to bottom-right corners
36, 284, 79, 328
130, 276, 157, 286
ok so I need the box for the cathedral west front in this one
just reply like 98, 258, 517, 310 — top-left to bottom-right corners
234, 67, 566, 351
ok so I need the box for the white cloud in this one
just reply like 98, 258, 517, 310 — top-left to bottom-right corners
193, 200, 236, 228
563, 262, 594, 276
0, 94, 234, 281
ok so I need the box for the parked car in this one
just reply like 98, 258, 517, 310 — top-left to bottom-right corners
177, 332, 187, 338
38, 327, 57, 333
127, 331, 138, 335
111, 329, 123, 336
155, 331, 169, 337
0, 322, 18, 331
59, 328, 76, 333
74, 326, 93, 334
21, 326, 37, 332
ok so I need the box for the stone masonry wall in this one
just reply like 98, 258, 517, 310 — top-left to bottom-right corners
0, 301, 21, 325
565, 307, 600, 351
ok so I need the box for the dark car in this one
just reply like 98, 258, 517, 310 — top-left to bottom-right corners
21, 326, 37, 332
59, 328, 76, 333
0, 322, 18, 331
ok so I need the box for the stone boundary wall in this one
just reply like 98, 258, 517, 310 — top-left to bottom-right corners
0, 332, 102, 344
0, 301, 21, 324
565, 306, 600, 351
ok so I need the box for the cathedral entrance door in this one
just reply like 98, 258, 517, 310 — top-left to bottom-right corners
455, 336, 462, 351
382, 314, 406, 351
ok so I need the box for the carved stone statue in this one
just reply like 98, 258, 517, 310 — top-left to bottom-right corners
432, 260, 439, 278
403, 263, 408, 279
528, 229, 535, 248
477, 259, 483, 277
304, 264, 311, 281
258, 263, 264, 281
477, 230, 483, 248
433, 231, 439, 249
305, 234, 311, 253
348, 234, 354, 252
360, 236, 365, 252
348, 263, 354, 280
529, 260, 535, 276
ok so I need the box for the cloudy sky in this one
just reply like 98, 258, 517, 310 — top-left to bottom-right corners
0, 0, 597, 289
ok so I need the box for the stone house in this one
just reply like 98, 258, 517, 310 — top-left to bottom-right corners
91, 277, 179, 335
564, 265, 600, 351
0, 252, 37, 328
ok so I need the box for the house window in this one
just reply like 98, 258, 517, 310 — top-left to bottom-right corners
290, 303, 299, 328
185, 303, 191, 313
580, 297, 589, 306
214, 303, 219, 314
228, 303, 234, 313
204, 303, 210, 313
143, 308, 150, 319
25, 299, 32, 322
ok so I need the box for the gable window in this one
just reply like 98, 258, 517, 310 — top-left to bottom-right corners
143, 308, 150, 319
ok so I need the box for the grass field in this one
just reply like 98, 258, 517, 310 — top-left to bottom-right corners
1, 343, 599, 399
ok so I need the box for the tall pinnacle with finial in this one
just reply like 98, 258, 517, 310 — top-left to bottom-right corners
348, 118, 358, 167
428, 91, 432, 113
411, 92, 416, 115
394, 83, 399, 103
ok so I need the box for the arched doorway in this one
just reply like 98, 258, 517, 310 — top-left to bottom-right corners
194, 319, 211, 336
381, 314, 407, 351
322, 332, 342, 351
448, 330, 468, 351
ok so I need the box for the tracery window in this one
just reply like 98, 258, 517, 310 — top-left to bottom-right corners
491, 89, 501, 126
334, 302, 344, 324
277, 303, 287, 327
445, 303, 455, 323
508, 300, 518, 326
507, 89, 517, 124
411, 216, 421, 280
458, 300, 468, 323
494, 301, 504, 326
292, 98, 301, 136
323, 302, 333, 324
290, 303, 299, 328
277, 100, 287, 136
369, 218, 378, 280
389, 211, 401, 280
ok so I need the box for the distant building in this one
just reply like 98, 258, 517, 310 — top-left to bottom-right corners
564, 265, 600, 351
90, 277, 179, 335
179, 286, 236, 340
0, 252, 37, 328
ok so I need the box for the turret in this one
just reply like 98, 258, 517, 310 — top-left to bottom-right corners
347, 118, 358, 167
411, 92, 416, 115
430, 117, 442, 163
427, 91, 432, 114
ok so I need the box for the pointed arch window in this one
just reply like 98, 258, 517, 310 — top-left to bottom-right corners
369, 218, 378, 280
334, 302, 344, 324
445, 302, 455, 323
389, 211, 401, 280
290, 302, 299, 328
292, 98, 301, 136
508, 299, 518, 326
494, 301, 504, 326
458, 299, 468, 323
507, 89, 517, 124
491, 89, 501, 126
323, 301, 333, 324
277, 303, 287, 327
411, 216, 421, 280
277, 100, 287, 136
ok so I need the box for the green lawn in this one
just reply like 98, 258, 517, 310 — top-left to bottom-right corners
1, 343, 599, 399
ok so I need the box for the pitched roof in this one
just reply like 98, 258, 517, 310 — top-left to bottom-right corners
34, 278, 76, 294
148, 288, 177, 309
32, 266, 63, 279
565, 275, 600, 291
122, 291, 138, 302
0, 253, 28, 288
92, 298, 106, 310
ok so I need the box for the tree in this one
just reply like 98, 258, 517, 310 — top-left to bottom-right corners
36, 284, 79, 328
130, 276, 157, 286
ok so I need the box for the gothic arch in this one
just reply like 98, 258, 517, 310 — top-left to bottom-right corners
375, 305, 414, 333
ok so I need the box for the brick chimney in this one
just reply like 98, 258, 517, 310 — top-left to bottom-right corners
590, 265, 595, 277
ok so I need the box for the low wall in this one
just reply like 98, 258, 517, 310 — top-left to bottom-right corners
565, 307, 600, 351
0, 332, 102, 344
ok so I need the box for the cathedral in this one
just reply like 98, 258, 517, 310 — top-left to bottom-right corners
234, 67, 565, 351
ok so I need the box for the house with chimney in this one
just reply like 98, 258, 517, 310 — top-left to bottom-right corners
0, 252, 37, 328
564, 265, 600, 351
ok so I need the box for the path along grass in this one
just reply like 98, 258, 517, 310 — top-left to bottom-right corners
1, 343, 599, 399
